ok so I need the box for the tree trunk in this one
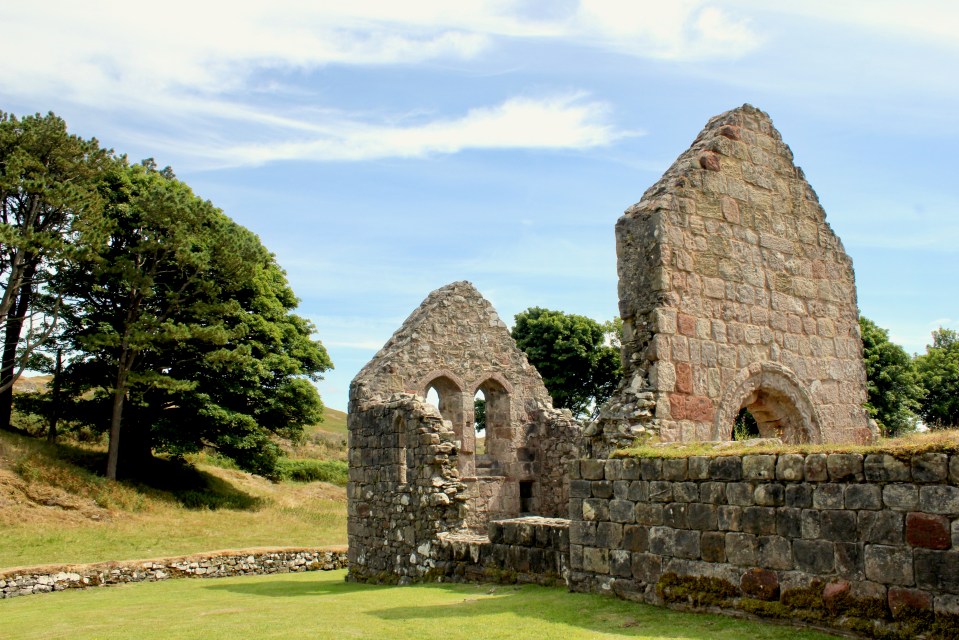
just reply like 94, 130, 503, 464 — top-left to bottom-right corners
0, 279, 33, 431
106, 374, 127, 481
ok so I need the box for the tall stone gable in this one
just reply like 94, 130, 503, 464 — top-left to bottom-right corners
348, 281, 581, 581
597, 105, 872, 451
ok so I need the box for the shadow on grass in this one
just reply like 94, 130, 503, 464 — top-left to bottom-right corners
204, 577, 834, 639
10, 432, 262, 511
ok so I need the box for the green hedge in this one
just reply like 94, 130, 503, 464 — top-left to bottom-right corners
275, 459, 348, 485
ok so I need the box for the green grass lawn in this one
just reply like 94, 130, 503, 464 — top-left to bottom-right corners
2, 570, 838, 640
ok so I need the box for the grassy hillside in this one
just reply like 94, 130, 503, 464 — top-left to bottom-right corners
0, 429, 346, 569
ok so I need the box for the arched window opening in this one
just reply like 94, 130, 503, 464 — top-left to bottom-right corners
425, 387, 440, 410
473, 389, 487, 455
394, 415, 410, 485
475, 378, 510, 476
733, 407, 761, 441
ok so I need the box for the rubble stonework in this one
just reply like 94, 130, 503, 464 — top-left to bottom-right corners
595, 104, 872, 453
347, 281, 582, 582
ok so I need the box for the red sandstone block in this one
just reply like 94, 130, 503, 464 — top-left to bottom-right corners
677, 313, 697, 337
686, 396, 716, 422
741, 568, 779, 601
906, 512, 951, 549
669, 394, 687, 420
888, 587, 932, 618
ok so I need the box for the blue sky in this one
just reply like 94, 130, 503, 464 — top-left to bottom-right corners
2, 1, 957, 411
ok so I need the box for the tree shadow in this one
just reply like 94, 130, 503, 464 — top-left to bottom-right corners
205, 576, 836, 639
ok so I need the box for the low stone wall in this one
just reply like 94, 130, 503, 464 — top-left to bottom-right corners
432, 516, 570, 586
568, 454, 959, 638
1, 547, 348, 599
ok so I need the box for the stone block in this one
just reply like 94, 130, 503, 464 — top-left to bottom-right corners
663, 458, 688, 481
741, 568, 780, 601
835, 542, 864, 580
619, 458, 642, 480
906, 512, 951, 549
742, 507, 777, 535
844, 484, 881, 510
826, 454, 863, 482
663, 503, 688, 529
582, 547, 609, 574
582, 498, 609, 522
688, 456, 710, 480
726, 482, 755, 506
627, 480, 649, 502
631, 552, 663, 583
776, 507, 802, 538
758, 535, 793, 570
613, 480, 630, 500
718, 505, 742, 531
591, 480, 613, 499
820, 510, 858, 542
581, 459, 606, 480
709, 456, 742, 481
911, 453, 948, 483
725, 532, 759, 566
610, 549, 632, 578
636, 503, 664, 526
649, 481, 673, 502
776, 454, 805, 481
858, 510, 904, 545
920, 486, 959, 515
864, 454, 911, 482
687, 503, 719, 530
935, 593, 959, 615
699, 482, 726, 504
883, 483, 919, 511
701, 531, 727, 562
793, 539, 835, 574
785, 483, 813, 508
801, 509, 821, 539
812, 483, 844, 509
609, 499, 636, 524
804, 454, 828, 482
915, 549, 959, 594
865, 545, 914, 585
569, 544, 583, 570
596, 522, 624, 548
674, 482, 699, 503
754, 483, 785, 506
623, 525, 649, 552
605, 460, 624, 481
951, 455, 959, 484
743, 455, 776, 480
888, 587, 932, 619
640, 458, 663, 480
569, 479, 591, 499
568, 498, 583, 520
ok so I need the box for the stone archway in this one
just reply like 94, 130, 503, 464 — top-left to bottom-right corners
714, 362, 824, 444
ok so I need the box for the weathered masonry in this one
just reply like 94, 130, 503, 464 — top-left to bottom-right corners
347, 281, 581, 582
346, 105, 919, 636
594, 104, 873, 454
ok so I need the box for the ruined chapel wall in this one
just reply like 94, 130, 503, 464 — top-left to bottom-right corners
347, 395, 466, 582
607, 105, 869, 447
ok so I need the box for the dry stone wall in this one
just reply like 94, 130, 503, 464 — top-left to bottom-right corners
1, 548, 347, 599
597, 104, 871, 453
568, 454, 959, 638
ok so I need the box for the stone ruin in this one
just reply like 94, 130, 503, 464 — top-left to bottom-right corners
347, 104, 874, 584
347, 281, 581, 581
594, 104, 872, 453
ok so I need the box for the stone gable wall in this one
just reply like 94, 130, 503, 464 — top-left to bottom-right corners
599, 105, 871, 452
568, 454, 959, 637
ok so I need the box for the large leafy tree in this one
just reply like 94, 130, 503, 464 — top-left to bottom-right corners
915, 328, 959, 429
511, 307, 620, 418
56, 161, 331, 479
0, 112, 109, 429
859, 316, 922, 436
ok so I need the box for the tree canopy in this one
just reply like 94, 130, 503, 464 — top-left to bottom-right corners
511, 307, 620, 418
0, 111, 109, 428
915, 327, 959, 430
859, 316, 922, 436
51, 160, 331, 479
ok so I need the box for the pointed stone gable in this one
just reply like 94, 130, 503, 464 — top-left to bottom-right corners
598, 104, 872, 450
350, 280, 552, 408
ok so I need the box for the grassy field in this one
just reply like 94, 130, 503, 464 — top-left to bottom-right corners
0, 429, 346, 569
1, 569, 838, 640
